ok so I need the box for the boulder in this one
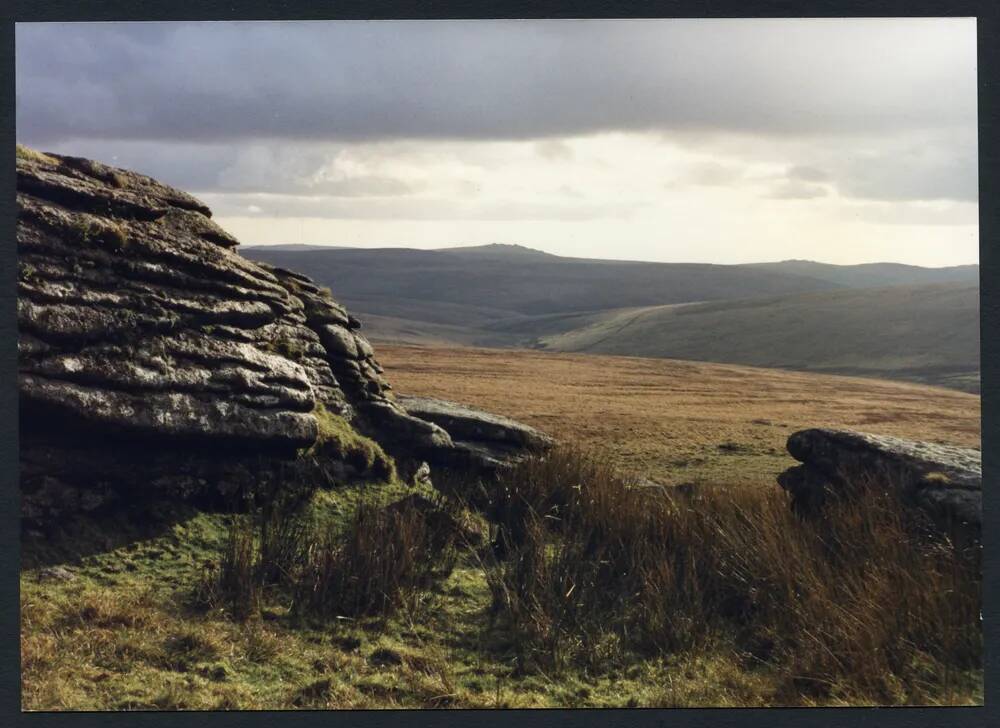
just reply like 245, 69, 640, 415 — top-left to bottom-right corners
777, 428, 981, 548
396, 395, 554, 473
17, 147, 461, 522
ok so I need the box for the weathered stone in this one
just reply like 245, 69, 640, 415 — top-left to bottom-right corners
16, 147, 557, 523
16, 148, 442, 521
777, 428, 981, 548
396, 395, 554, 453
318, 324, 359, 359
396, 395, 554, 473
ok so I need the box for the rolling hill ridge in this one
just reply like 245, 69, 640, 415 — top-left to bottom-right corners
243, 245, 981, 392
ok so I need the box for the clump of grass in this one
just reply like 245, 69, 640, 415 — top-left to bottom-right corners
196, 489, 461, 625
70, 216, 129, 252
306, 404, 395, 483
258, 501, 312, 586
477, 446, 982, 703
16, 144, 58, 165
292, 498, 458, 620
160, 630, 222, 671
193, 517, 260, 621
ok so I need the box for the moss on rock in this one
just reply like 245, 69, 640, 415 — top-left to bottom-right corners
307, 404, 396, 483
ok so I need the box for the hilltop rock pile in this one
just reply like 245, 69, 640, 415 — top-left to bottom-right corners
16, 147, 548, 523
778, 428, 981, 548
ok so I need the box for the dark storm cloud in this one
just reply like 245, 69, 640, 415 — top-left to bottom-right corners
16, 19, 976, 145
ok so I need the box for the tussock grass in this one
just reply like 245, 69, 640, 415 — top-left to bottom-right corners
16, 144, 58, 165
70, 216, 130, 252
476, 446, 982, 703
292, 498, 458, 619
194, 487, 461, 625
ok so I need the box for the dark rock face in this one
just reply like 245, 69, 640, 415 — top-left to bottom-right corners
17, 148, 464, 522
396, 395, 554, 472
778, 428, 981, 548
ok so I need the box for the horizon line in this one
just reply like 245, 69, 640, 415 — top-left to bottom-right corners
238, 241, 981, 269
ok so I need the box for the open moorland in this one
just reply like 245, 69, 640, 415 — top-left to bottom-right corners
377, 345, 981, 488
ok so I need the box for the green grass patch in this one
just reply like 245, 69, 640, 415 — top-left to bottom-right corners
306, 403, 395, 483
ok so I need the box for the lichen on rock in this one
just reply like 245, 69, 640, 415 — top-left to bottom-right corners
17, 147, 554, 525
16, 149, 428, 521
777, 428, 981, 550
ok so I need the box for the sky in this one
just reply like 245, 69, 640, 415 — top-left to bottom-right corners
15, 19, 979, 266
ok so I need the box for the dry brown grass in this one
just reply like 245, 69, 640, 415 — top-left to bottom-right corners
292, 498, 459, 620
379, 344, 981, 487
475, 446, 982, 704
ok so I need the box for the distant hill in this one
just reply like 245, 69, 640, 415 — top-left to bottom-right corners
535, 283, 981, 392
244, 243, 346, 252
244, 245, 844, 318
432, 243, 557, 259
242, 245, 981, 392
745, 259, 979, 288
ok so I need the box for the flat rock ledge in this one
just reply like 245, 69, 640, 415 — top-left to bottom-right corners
396, 395, 554, 472
777, 428, 981, 549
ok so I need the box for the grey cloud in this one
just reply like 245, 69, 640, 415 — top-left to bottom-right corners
34, 138, 235, 191
200, 192, 639, 221
832, 143, 978, 203
682, 161, 745, 186
222, 174, 415, 197
787, 165, 829, 182
846, 201, 978, 226
765, 181, 829, 199
315, 177, 414, 197
36, 138, 416, 198
679, 127, 978, 203
16, 19, 976, 146
535, 139, 574, 161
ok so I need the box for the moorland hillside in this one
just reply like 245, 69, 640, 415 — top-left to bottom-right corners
244, 245, 980, 391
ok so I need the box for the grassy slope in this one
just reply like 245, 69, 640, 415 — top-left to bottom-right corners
21, 348, 982, 710
21, 485, 781, 709
744, 260, 979, 288
243, 247, 980, 392
533, 283, 980, 392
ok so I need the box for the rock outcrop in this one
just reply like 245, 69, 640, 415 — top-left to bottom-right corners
16, 147, 547, 523
778, 428, 981, 548
396, 395, 554, 472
